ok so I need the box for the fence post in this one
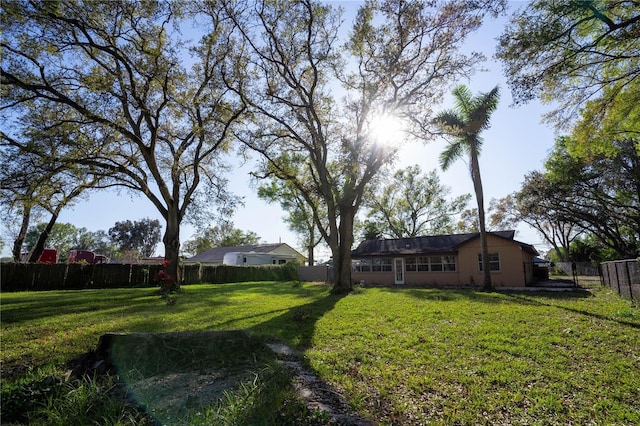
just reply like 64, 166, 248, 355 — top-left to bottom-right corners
614, 263, 621, 295
600, 259, 640, 303
598, 263, 604, 287
625, 261, 633, 302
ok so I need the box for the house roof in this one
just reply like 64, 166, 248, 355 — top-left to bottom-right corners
352, 230, 538, 257
186, 243, 300, 264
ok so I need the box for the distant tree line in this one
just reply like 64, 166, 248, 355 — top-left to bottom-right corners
13, 218, 261, 262
17, 218, 161, 262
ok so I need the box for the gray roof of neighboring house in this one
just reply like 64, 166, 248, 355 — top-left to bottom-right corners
185, 243, 298, 264
352, 230, 538, 257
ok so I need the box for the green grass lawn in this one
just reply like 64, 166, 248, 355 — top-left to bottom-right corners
2, 281, 639, 425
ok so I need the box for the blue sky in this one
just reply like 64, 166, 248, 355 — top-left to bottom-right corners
2, 1, 559, 260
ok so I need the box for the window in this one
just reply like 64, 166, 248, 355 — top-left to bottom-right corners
372, 259, 383, 272
353, 259, 392, 272
416, 256, 430, 271
442, 255, 456, 272
381, 259, 392, 272
406, 257, 416, 272
372, 258, 393, 272
430, 256, 443, 271
478, 253, 500, 271
404, 256, 456, 272
354, 259, 371, 272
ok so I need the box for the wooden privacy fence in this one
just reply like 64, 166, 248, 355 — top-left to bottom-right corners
298, 265, 334, 282
600, 259, 640, 303
555, 261, 599, 276
0, 262, 299, 292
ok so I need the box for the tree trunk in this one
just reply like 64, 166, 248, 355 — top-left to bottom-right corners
12, 206, 32, 262
561, 247, 571, 263
478, 219, 493, 291
27, 212, 57, 263
332, 204, 355, 294
162, 204, 181, 292
307, 244, 314, 266
470, 151, 493, 291
307, 226, 315, 266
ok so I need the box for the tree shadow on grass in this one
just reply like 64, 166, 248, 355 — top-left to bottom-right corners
401, 287, 520, 303
404, 287, 500, 302
401, 286, 593, 304
248, 288, 345, 351
0, 281, 289, 325
2, 283, 360, 425
398, 286, 639, 328
188, 280, 324, 299
503, 291, 640, 330
104, 286, 355, 425
0, 288, 165, 323
241, 288, 373, 425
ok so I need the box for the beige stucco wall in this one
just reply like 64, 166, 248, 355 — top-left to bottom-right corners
353, 271, 395, 286
353, 270, 467, 287
353, 234, 535, 287
404, 271, 461, 286
457, 234, 530, 287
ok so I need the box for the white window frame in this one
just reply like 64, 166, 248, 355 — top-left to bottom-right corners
442, 255, 457, 272
404, 255, 457, 272
354, 259, 371, 272
478, 253, 500, 272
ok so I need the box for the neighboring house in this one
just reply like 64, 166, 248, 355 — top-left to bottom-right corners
185, 243, 306, 266
351, 230, 539, 288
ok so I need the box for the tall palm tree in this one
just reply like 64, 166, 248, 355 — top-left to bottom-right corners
433, 85, 500, 291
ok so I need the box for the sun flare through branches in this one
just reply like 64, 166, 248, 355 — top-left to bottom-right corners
369, 113, 406, 147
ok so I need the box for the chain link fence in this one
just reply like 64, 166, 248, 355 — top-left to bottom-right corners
600, 259, 640, 303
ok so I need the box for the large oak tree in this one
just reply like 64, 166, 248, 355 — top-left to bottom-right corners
213, 0, 505, 292
541, 136, 639, 258
507, 136, 639, 260
496, 0, 640, 129
1, 1, 245, 287
508, 173, 583, 263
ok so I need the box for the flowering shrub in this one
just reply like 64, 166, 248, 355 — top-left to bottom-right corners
155, 259, 174, 294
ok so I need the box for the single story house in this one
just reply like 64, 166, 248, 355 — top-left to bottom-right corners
185, 243, 305, 266
351, 230, 539, 288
